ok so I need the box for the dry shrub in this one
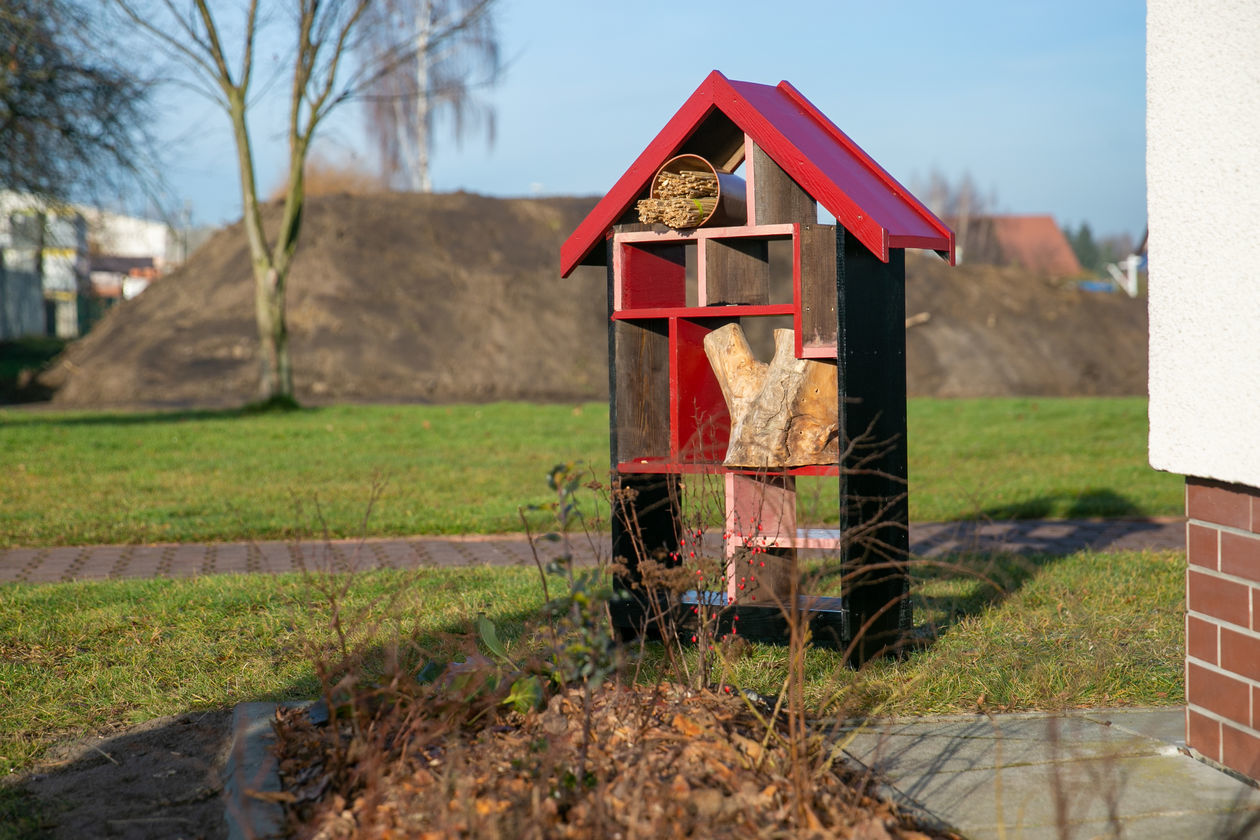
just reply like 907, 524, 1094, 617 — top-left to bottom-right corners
268, 154, 385, 201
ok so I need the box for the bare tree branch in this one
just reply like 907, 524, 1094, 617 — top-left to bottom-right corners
356, 0, 502, 192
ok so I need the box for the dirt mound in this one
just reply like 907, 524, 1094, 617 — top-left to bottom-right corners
904, 253, 1147, 397
36, 194, 1146, 408
40, 193, 609, 408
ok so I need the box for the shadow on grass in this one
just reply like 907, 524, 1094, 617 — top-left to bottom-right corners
10, 403, 323, 427
981, 488, 1144, 520
910, 550, 1057, 638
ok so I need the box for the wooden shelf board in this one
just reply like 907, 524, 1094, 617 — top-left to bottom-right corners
613, 222, 796, 245
682, 589, 843, 612
799, 342, 838, 359
612, 303, 795, 320
727, 527, 845, 550
617, 459, 840, 477
677, 590, 848, 647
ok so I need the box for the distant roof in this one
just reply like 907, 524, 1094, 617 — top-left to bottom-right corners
560, 70, 953, 277
966, 215, 1082, 277
90, 255, 155, 275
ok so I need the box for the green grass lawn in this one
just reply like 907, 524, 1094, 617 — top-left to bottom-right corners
0, 397, 1182, 547
0, 547, 1184, 777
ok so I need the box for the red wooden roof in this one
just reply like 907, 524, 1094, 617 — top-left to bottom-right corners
561, 70, 954, 277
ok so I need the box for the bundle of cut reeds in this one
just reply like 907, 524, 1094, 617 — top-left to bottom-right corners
637, 168, 720, 227
654, 169, 718, 199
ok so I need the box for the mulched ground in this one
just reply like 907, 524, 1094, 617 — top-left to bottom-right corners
272, 680, 958, 840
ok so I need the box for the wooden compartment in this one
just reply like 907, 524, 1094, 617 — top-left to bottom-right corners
672, 317, 732, 464
703, 237, 769, 305
796, 224, 839, 358
613, 319, 670, 465
616, 241, 687, 310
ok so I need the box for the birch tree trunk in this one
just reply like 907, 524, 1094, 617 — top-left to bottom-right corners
413, 0, 433, 192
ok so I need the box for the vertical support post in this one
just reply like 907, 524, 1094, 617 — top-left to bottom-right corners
836, 228, 910, 664
606, 240, 681, 634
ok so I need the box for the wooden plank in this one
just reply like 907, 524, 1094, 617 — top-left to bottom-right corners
836, 227, 911, 665
677, 595, 848, 648
613, 303, 794, 320
614, 319, 670, 463
751, 142, 817, 226
704, 237, 770, 305
617, 461, 841, 477
798, 223, 839, 356
614, 223, 796, 245
728, 527, 844, 551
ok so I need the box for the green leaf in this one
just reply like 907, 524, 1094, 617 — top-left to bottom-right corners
478, 615, 512, 665
503, 675, 545, 713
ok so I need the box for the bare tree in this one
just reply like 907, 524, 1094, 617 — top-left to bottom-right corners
360, 0, 500, 192
917, 170, 996, 264
106, 0, 434, 405
0, 0, 152, 202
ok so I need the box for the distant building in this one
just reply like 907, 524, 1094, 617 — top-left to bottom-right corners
957, 214, 1083, 277
0, 192, 191, 339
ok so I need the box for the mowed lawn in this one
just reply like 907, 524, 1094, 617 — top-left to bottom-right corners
0, 397, 1182, 547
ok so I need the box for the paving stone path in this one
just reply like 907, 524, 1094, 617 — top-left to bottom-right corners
0, 518, 1185, 585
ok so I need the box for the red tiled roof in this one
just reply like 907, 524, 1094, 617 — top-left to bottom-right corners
968, 215, 1082, 276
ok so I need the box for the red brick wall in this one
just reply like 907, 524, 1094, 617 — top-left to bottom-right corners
1185, 476, 1260, 778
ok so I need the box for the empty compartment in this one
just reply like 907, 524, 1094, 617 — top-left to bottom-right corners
614, 319, 670, 465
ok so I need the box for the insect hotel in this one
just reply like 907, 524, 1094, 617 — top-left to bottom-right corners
560, 71, 954, 662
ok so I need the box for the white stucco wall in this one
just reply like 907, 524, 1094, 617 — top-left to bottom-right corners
1147, 0, 1260, 486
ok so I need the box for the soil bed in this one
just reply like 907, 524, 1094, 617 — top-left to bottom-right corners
273, 682, 956, 839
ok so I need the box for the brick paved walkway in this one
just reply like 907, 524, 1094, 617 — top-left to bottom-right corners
0, 518, 1185, 586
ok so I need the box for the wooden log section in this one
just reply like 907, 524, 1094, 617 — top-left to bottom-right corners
703, 324, 840, 468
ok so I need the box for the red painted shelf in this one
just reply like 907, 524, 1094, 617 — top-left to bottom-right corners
617, 459, 839, 477
612, 304, 794, 321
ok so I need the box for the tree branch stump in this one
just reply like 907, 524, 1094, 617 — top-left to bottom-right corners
703, 324, 839, 468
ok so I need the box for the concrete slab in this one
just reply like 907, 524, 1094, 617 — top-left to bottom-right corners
842, 710, 1260, 840
1080, 707, 1187, 747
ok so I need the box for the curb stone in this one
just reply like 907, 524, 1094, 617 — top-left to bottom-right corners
223, 703, 288, 840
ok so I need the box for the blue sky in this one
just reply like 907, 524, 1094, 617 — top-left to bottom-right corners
159, 0, 1146, 240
